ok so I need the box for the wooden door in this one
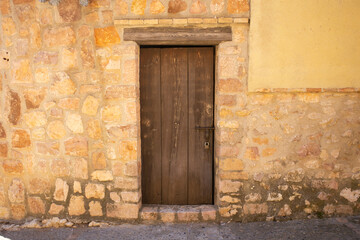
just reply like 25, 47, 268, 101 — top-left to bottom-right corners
141, 47, 214, 205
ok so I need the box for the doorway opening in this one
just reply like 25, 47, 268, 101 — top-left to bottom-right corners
140, 46, 215, 205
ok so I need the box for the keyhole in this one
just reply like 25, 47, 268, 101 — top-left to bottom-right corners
204, 142, 210, 149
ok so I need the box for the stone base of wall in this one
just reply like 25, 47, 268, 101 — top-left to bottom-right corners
140, 205, 218, 223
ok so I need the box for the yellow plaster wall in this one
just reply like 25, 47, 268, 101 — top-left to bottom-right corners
248, 0, 360, 91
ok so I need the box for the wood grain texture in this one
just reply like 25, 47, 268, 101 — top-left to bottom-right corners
124, 27, 232, 45
161, 48, 189, 204
188, 48, 214, 204
140, 48, 162, 204
140, 47, 214, 205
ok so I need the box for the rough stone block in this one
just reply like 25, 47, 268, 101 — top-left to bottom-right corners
24, 111, 47, 128
85, 183, 105, 199
43, 26, 76, 48
89, 201, 103, 216
68, 195, 86, 216
94, 26, 121, 47
91, 170, 114, 182
3, 159, 23, 174
106, 203, 139, 219
70, 158, 89, 179
11, 204, 26, 220
219, 180, 242, 193
243, 203, 268, 215
82, 96, 99, 116
28, 197, 45, 215
12, 59, 33, 83
8, 179, 25, 203
53, 178, 69, 202
177, 207, 199, 222
87, 119, 102, 139
200, 206, 217, 221
64, 136, 88, 156
48, 203, 65, 215
141, 206, 158, 221
159, 207, 176, 223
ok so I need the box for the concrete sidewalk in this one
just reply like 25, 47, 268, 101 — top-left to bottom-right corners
1, 216, 359, 240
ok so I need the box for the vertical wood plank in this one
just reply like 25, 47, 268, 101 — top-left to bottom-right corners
161, 48, 189, 204
188, 47, 214, 204
140, 48, 162, 204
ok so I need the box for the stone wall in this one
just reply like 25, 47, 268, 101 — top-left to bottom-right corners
0, 0, 359, 223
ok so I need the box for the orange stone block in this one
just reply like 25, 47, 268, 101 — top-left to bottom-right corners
64, 136, 88, 156
12, 130, 31, 148
115, 0, 128, 15
3, 159, 23, 174
0, 143, 8, 158
131, 0, 146, 15
227, 0, 249, 14
0, 0, 10, 15
150, 0, 165, 14
94, 26, 121, 47
28, 196, 45, 215
190, 0, 207, 14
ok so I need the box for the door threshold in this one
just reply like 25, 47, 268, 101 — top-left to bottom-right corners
140, 204, 218, 223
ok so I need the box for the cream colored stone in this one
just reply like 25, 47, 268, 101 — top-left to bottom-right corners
101, 105, 122, 122
210, 0, 224, 14
110, 192, 121, 202
119, 141, 137, 162
220, 158, 243, 171
35, 68, 50, 83
24, 111, 47, 128
120, 192, 140, 203
32, 128, 46, 140
68, 195, 85, 216
53, 178, 69, 202
267, 193, 283, 202
48, 204, 64, 215
89, 201, 103, 216
8, 179, 25, 203
340, 188, 360, 202
61, 48, 77, 69
85, 183, 105, 199
0, 207, 10, 219
47, 120, 67, 139
106, 203, 139, 219
220, 195, 240, 203
70, 158, 89, 179
115, 0, 128, 15
245, 193, 262, 202
73, 181, 82, 194
12, 59, 33, 83
220, 180, 242, 193
51, 72, 77, 96
82, 96, 99, 116
66, 113, 83, 133
87, 119, 102, 139
278, 204, 292, 217
91, 170, 114, 182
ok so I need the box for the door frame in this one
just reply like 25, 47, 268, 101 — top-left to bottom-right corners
123, 26, 234, 209
139, 46, 216, 205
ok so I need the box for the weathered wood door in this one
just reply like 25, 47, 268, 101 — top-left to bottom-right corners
140, 47, 214, 205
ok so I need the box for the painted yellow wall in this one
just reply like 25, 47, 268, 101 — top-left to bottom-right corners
248, 0, 360, 91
